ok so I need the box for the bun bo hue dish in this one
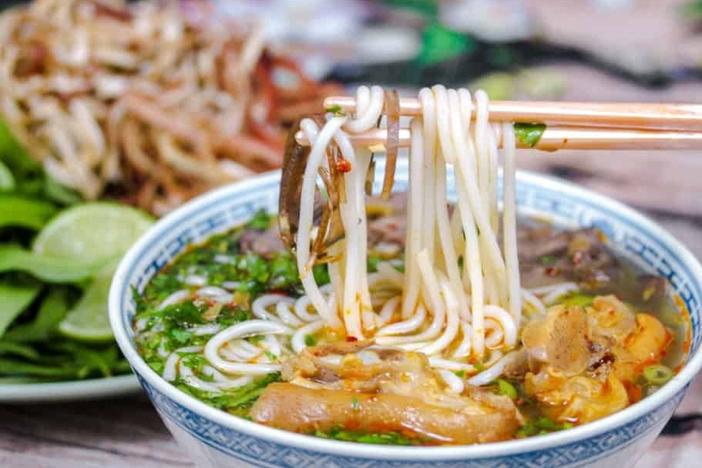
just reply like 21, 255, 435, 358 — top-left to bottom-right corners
133, 86, 689, 446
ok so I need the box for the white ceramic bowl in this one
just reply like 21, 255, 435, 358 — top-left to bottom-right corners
110, 164, 702, 468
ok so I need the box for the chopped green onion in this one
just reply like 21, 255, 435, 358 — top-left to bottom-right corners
538, 255, 557, 266
496, 378, 518, 400
560, 292, 594, 308
304, 334, 317, 347
643, 364, 673, 386
325, 104, 345, 116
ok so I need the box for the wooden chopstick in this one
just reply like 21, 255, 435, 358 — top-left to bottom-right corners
294, 126, 702, 151
324, 96, 702, 131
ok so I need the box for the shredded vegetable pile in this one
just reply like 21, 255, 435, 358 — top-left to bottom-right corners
0, 0, 337, 214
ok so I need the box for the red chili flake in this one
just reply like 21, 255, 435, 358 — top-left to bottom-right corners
545, 266, 560, 277
336, 158, 352, 173
346, 336, 358, 342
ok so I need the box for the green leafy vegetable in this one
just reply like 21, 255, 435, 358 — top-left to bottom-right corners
3, 288, 69, 342
0, 194, 57, 230
514, 123, 547, 148
0, 280, 42, 337
0, 340, 128, 380
0, 119, 136, 383
418, 22, 474, 66
0, 245, 103, 283
0, 341, 41, 360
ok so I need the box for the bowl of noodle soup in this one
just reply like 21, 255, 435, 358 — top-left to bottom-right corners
110, 163, 702, 467
110, 87, 702, 467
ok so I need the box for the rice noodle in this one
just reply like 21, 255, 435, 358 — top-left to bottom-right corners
194, 85, 531, 394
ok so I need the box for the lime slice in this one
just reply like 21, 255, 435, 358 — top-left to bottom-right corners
58, 262, 117, 342
39, 203, 154, 342
33, 202, 153, 263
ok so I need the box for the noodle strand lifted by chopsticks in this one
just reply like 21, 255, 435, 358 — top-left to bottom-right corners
293, 85, 522, 365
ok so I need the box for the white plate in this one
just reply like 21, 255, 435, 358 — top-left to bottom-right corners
0, 374, 140, 403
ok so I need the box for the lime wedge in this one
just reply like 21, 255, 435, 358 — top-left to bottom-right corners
33, 202, 153, 263
38, 203, 154, 342
58, 262, 116, 342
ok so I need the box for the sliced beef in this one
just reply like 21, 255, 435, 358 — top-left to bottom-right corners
238, 226, 285, 258
367, 193, 407, 247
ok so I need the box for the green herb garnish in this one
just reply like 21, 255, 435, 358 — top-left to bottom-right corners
325, 104, 345, 116
560, 292, 594, 308
314, 426, 419, 446
246, 209, 272, 230
496, 379, 518, 400
304, 334, 317, 347
174, 373, 281, 417
514, 122, 547, 148
643, 364, 673, 386
516, 416, 573, 438
538, 255, 557, 266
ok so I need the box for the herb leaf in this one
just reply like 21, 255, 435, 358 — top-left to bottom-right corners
514, 123, 547, 148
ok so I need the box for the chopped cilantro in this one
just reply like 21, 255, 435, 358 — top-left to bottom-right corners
516, 416, 574, 438
269, 253, 299, 291
168, 328, 193, 346
246, 209, 272, 230
174, 373, 281, 416
161, 302, 204, 326
314, 427, 419, 446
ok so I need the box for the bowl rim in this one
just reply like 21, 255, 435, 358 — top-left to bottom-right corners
110, 169, 702, 461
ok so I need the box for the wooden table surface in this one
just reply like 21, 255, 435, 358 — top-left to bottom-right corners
1, 64, 702, 467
